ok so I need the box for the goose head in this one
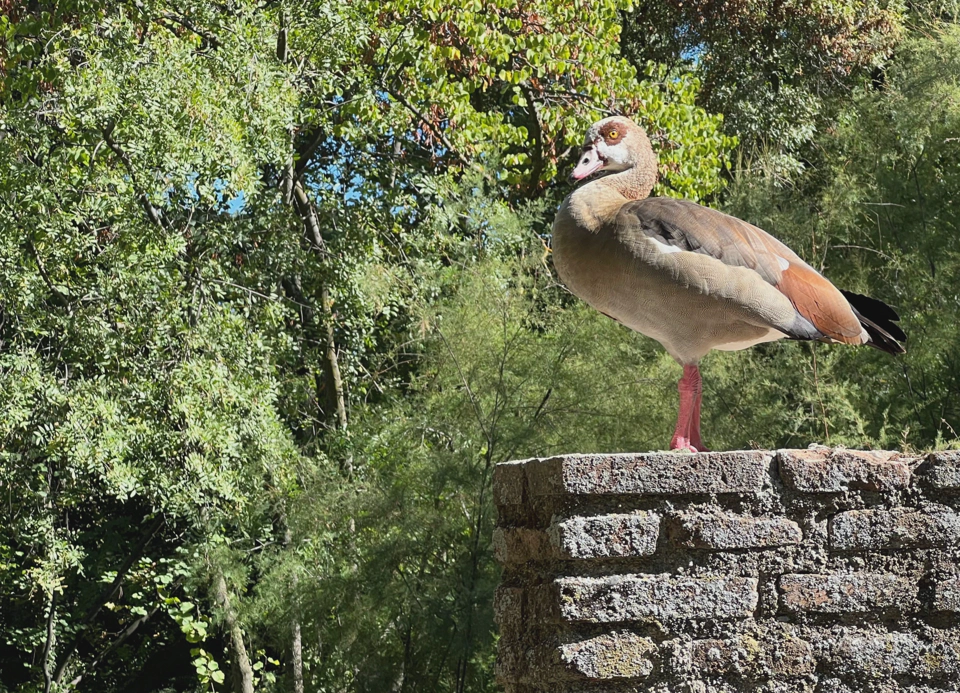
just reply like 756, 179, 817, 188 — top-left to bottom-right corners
570, 116, 658, 199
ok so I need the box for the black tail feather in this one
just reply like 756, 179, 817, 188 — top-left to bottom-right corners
840, 289, 906, 355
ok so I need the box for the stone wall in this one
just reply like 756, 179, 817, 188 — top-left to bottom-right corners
492, 448, 960, 692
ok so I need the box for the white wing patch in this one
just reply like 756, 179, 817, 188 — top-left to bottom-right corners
651, 237, 683, 254
776, 255, 791, 271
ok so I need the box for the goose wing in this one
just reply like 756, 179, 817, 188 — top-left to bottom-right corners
618, 197, 865, 344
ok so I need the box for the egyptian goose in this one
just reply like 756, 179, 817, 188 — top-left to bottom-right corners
552, 116, 906, 452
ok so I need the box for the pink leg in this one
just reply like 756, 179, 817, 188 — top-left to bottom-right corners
669, 364, 709, 452
690, 380, 710, 452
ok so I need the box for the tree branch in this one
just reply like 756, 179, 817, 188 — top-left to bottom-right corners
292, 180, 327, 255
129, 0, 223, 48
520, 83, 546, 196
52, 514, 164, 685
294, 127, 327, 177
385, 87, 469, 167
68, 601, 163, 688
25, 238, 70, 306
159, 11, 222, 49
101, 126, 165, 229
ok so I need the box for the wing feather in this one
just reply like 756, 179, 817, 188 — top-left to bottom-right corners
621, 198, 863, 343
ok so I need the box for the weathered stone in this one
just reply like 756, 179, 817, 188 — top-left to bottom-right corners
525, 451, 769, 497
829, 629, 960, 678
669, 509, 802, 550
779, 573, 915, 613
494, 643, 524, 684
830, 507, 960, 550
493, 528, 552, 565
494, 513, 661, 563
494, 460, 528, 507
555, 630, 656, 680
494, 586, 525, 636
550, 512, 660, 559
778, 449, 912, 492
830, 630, 921, 677
494, 588, 526, 682
815, 679, 945, 693
687, 630, 815, 679
555, 574, 758, 622
923, 451, 960, 489
494, 450, 960, 692
933, 576, 960, 611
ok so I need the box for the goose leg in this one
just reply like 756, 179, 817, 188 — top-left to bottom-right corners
689, 376, 710, 452
670, 364, 708, 452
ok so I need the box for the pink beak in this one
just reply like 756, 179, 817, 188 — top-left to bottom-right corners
571, 145, 604, 180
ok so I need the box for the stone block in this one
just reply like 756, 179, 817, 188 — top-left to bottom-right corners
555, 574, 758, 622
493, 528, 552, 565
554, 630, 656, 680
778, 449, 912, 492
550, 512, 660, 559
495, 513, 661, 563
829, 629, 960, 679
923, 451, 960, 489
494, 587, 527, 682
494, 460, 528, 507
669, 509, 802, 549
525, 452, 769, 497
829, 507, 960, 550
494, 586, 525, 636
779, 573, 915, 613
830, 631, 922, 677
687, 629, 815, 679
933, 576, 960, 611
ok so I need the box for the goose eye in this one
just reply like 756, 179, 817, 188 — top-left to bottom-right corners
608, 130, 619, 140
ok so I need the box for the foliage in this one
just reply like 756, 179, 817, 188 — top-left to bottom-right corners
353, 0, 734, 197
622, 0, 905, 175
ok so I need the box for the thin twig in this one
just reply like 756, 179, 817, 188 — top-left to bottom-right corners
208, 278, 312, 309
436, 327, 488, 442
101, 127, 164, 228
831, 244, 893, 261
386, 87, 469, 168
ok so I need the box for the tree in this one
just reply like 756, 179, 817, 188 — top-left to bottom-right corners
622, 0, 903, 175
0, 0, 734, 690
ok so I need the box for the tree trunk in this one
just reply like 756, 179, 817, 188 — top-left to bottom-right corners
214, 572, 254, 693
291, 617, 304, 693
284, 523, 305, 693
320, 284, 348, 432
42, 590, 57, 693
290, 180, 349, 437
